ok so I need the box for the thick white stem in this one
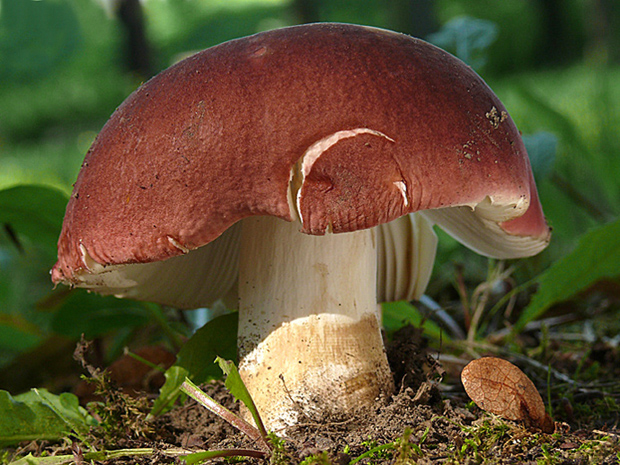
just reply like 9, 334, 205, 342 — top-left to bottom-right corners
238, 216, 393, 430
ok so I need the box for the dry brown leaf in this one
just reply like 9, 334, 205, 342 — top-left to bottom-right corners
461, 357, 554, 433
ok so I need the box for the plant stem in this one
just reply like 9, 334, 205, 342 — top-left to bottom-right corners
145, 303, 184, 351
124, 347, 165, 373
10, 448, 199, 465
182, 448, 268, 464
180, 378, 269, 450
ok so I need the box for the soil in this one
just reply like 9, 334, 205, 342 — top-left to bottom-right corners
156, 326, 449, 461
5, 325, 620, 464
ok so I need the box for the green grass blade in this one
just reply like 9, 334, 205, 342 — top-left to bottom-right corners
9, 448, 189, 465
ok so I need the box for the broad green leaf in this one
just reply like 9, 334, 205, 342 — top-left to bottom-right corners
0, 185, 68, 257
382, 301, 447, 342
50, 290, 149, 339
427, 16, 498, 70
150, 312, 238, 416
18, 389, 94, 437
515, 218, 620, 332
176, 312, 238, 381
0, 389, 93, 447
523, 131, 558, 181
216, 357, 267, 438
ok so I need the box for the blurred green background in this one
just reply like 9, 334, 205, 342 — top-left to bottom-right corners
1, 0, 619, 394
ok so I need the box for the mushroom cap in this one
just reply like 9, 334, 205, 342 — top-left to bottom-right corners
52, 23, 550, 308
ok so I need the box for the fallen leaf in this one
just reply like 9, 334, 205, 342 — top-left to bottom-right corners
461, 357, 554, 433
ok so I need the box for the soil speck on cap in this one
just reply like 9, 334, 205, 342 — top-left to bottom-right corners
486, 106, 508, 129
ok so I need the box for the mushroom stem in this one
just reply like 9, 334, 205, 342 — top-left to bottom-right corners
238, 216, 394, 430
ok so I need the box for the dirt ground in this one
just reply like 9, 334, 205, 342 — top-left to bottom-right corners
151, 325, 620, 464
6, 325, 620, 464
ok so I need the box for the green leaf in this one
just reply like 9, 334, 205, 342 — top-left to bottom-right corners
149, 312, 238, 416
382, 301, 447, 342
216, 357, 267, 438
182, 450, 241, 465
0, 185, 68, 257
522, 131, 558, 181
17, 389, 94, 437
9, 452, 72, 465
0, 389, 93, 447
427, 16, 498, 70
50, 290, 150, 339
515, 218, 620, 332
176, 312, 238, 381
149, 366, 189, 417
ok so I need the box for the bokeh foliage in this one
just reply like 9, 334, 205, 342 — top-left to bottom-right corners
0, 0, 619, 393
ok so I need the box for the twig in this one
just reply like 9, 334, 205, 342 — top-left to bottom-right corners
468, 261, 517, 342
418, 295, 465, 339
454, 264, 471, 330
593, 430, 620, 439
488, 314, 578, 342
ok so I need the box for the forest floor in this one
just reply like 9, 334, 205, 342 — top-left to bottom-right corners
5, 319, 620, 465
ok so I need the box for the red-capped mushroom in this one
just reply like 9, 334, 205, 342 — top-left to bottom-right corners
52, 23, 550, 430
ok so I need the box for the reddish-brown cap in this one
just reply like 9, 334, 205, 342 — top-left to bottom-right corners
52, 23, 550, 308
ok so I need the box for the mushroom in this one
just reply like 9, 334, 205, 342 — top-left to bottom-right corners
52, 23, 551, 430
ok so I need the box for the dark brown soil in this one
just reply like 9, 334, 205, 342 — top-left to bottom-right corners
145, 322, 620, 464
153, 326, 449, 461
5, 325, 620, 464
